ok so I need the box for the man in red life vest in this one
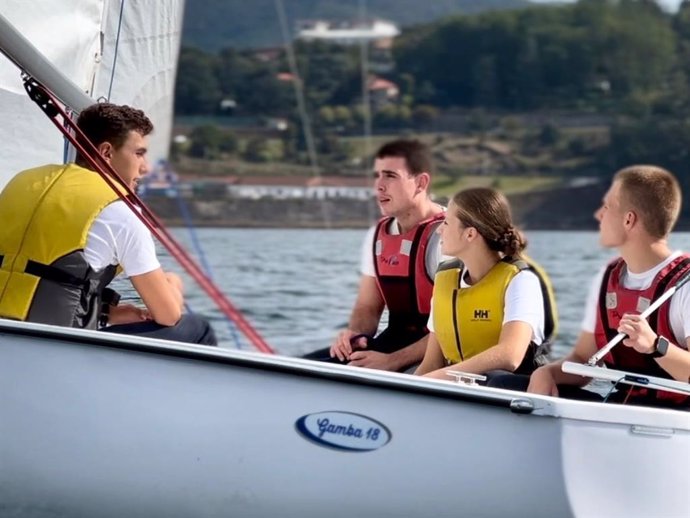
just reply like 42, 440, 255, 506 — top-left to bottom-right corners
525, 165, 690, 408
304, 139, 445, 372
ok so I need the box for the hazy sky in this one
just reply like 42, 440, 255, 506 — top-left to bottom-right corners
531, 0, 682, 11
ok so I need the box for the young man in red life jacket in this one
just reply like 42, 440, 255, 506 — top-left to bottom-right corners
303, 139, 445, 372
521, 165, 690, 409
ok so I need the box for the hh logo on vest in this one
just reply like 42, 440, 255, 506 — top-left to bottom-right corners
472, 309, 491, 321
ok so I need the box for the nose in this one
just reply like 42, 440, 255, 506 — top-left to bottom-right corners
140, 158, 150, 176
594, 207, 603, 222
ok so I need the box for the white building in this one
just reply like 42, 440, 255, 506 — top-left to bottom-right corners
297, 19, 400, 45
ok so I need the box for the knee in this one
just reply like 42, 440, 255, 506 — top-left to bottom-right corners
180, 313, 218, 346
486, 373, 530, 391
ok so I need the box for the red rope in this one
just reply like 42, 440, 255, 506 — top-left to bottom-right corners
23, 78, 275, 354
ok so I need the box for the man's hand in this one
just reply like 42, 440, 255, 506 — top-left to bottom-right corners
107, 304, 150, 326
329, 330, 369, 361
348, 350, 396, 370
527, 366, 560, 397
618, 313, 656, 354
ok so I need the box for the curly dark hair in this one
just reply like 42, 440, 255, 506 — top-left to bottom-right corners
76, 102, 153, 154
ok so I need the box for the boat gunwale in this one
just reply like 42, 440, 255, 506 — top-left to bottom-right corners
2, 317, 689, 430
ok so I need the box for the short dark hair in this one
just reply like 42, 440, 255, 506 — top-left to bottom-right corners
375, 139, 432, 177
614, 165, 681, 238
76, 102, 153, 152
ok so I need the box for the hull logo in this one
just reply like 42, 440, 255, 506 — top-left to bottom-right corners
295, 411, 391, 452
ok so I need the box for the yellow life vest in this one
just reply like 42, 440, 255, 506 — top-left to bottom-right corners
432, 257, 558, 372
0, 163, 125, 327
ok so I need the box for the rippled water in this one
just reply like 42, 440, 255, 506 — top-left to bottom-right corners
137, 229, 690, 359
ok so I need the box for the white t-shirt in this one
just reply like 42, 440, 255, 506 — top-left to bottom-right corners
581, 251, 690, 347
427, 268, 546, 345
83, 200, 160, 276
360, 219, 445, 279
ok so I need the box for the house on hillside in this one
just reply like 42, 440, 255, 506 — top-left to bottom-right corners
368, 77, 399, 108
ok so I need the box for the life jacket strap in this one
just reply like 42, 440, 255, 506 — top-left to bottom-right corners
24, 259, 88, 287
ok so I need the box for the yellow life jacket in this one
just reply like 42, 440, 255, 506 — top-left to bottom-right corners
0, 163, 125, 328
432, 256, 558, 374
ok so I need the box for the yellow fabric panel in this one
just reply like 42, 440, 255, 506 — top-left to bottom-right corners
433, 261, 519, 365
0, 163, 124, 320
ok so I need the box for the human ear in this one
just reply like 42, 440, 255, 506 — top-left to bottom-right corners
624, 211, 637, 228
416, 172, 430, 193
97, 142, 113, 160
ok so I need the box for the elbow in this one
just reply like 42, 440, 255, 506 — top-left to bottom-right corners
504, 357, 523, 373
500, 349, 525, 373
152, 307, 182, 327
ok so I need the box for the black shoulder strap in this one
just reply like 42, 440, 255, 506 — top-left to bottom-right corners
437, 258, 463, 272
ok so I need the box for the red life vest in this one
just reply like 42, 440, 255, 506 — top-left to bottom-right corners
594, 254, 690, 406
373, 213, 444, 331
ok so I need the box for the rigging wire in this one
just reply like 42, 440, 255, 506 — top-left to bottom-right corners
106, 0, 126, 101
143, 162, 244, 349
273, 0, 331, 227
358, 0, 376, 223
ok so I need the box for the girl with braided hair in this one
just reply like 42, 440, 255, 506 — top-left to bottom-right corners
416, 187, 557, 381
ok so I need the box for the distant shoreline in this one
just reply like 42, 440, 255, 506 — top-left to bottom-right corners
148, 181, 690, 231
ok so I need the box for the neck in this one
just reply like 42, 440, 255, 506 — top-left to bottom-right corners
395, 197, 443, 233
619, 237, 672, 274
461, 248, 501, 285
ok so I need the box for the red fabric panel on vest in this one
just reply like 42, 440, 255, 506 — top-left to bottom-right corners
373, 213, 443, 326
594, 254, 690, 405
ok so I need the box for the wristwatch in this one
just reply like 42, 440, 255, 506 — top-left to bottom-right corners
651, 335, 671, 358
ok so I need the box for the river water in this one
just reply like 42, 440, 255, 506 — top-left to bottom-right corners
147, 228, 690, 359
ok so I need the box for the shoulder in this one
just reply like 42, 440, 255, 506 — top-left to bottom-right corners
506, 270, 543, 301
96, 200, 146, 228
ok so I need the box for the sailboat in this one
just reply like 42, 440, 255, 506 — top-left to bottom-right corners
1, 2, 689, 517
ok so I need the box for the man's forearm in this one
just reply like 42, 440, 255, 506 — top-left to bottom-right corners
348, 307, 382, 336
389, 336, 428, 371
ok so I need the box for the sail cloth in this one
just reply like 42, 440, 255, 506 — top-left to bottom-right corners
0, 0, 184, 191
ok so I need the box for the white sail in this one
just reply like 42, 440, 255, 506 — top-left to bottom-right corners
0, 0, 105, 189
0, 0, 184, 190
94, 0, 184, 168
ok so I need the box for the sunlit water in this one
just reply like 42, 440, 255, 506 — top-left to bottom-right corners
120, 229, 690, 360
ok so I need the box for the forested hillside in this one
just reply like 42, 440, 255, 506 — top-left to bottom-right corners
182, 0, 529, 51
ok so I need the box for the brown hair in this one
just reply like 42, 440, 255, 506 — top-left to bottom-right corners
76, 103, 153, 163
375, 139, 432, 177
452, 187, 527, 257
614, 165, 681, 238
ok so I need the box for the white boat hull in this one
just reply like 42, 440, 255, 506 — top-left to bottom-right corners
1, 320, 688, 517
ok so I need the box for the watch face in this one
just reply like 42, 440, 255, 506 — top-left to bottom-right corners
655, 336, 670, 357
